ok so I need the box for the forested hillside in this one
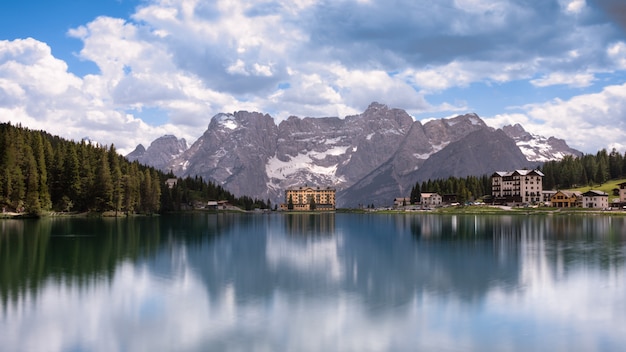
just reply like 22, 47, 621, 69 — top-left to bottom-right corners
541, 149, 626, 189
0, 123, 267, 215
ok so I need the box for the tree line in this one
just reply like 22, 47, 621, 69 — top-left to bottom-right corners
541, 149, 626, 190
409, 175, 492, 204
0, 123, 268, 215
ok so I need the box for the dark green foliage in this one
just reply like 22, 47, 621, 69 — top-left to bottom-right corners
414, 175, 491, 201
0, 123, 265, 214
288, 194, 294, 210
410, 183, 421, 204
541, 148, 626, 190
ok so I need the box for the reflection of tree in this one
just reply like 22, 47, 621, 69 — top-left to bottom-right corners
0, 218, 160, 307
4, 213, 625, 318
0, 214, 235, 308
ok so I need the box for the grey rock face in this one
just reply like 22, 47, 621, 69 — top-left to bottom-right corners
502, 123, 582, 162
169, 111, 278, 199
125, 135, 187, 170
337, 128, 532, 207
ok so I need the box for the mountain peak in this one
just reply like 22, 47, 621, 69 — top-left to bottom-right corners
444, 113, 488, 128
126, 135, 188, 169
365, 101, 388, 111
502, 123, 532, 141
502, 124, 581, 162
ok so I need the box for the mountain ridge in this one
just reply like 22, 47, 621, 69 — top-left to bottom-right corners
126, 102, 582, 207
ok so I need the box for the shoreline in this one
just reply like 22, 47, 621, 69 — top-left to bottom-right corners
3, 206, 626, 219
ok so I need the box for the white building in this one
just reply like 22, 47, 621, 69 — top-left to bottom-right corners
582, 190, 609, 209
421, 193, 442, 207
491, 169, 544, 204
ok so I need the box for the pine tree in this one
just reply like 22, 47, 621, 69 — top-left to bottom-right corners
94, 151, 113, 211
63, 143, 81, 208
77, 142, 95, 209
24, 146, 41, 215
595, 150, 609, 185
109, 145, 123, 215
150, 169, 161, 213
32, 133, 51, 210
288, 194, 294, 210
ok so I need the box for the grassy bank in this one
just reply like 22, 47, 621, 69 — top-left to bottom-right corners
567, 178, 626, 202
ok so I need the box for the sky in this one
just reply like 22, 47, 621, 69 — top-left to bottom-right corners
1, 0, 626, 155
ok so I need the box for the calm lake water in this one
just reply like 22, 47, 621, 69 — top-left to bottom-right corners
1, 213, 625, 351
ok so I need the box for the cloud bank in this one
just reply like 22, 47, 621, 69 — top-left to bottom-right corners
1, 0, 626, 153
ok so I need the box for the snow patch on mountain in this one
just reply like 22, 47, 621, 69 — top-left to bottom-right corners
469, 115, 482, 126
502, 123, 581, 162
266, 153, 339, 180
517, 138, 568, 162
216, 113, 239, 130
310, 146, 350, 159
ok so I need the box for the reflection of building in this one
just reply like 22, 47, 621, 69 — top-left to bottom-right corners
491, 169, 544, 204
582, 190, 609, 209
284, 213, 336, 236
282, 186, 336, 211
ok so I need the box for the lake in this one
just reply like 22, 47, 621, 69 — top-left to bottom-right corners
1, 213, 625, 351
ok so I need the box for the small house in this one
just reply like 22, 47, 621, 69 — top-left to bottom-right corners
394, 197, 411, 208
550, 191, 582, 208
582, 190, 609, 209
421, 193, 442, 207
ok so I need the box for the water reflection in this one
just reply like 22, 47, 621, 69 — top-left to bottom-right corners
1, 214, 625, 351
284, 213, 336, 236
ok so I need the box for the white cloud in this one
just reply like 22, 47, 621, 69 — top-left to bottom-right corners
3, 0, 626, 154
405, 60, 537, 92
607, 41, 626, 69
530, 72, 595, 88
560, 0, 587, 14
0, 37, 208, 155
487, 83, 626, 152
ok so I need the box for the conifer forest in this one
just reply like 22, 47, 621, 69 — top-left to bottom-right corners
0, 123, 268, 215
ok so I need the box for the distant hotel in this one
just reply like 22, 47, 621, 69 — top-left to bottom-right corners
281, 185, 336, 211
491, 169, 544, 205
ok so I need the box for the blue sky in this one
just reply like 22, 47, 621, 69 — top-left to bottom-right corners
1, 0, 626, 154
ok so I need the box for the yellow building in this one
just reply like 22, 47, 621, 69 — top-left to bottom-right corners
282, 186, 336, 211
550, 190, 582, 208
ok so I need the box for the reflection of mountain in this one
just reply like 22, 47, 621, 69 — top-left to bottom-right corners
171, 214, 626, 312
3, 214, 625, 312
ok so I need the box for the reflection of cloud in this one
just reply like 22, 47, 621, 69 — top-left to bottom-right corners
2, 215, 626, 351
266, 234, 344, 281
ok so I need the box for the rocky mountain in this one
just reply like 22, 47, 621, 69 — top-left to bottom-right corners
169, 111, 278, 198
126, 102, 581, 207
336, 128, 532, 207
126, 135, 188, 171
502, 123, 582, 162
